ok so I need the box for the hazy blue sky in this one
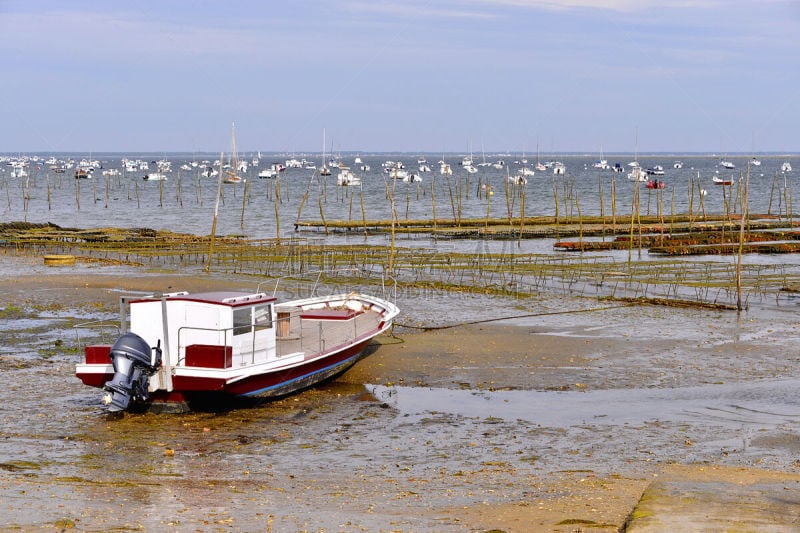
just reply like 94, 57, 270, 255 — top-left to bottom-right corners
1, 1, 798, 154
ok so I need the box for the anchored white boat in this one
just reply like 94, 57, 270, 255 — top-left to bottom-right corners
337, 167, 361, 186
75, 282, 399, 413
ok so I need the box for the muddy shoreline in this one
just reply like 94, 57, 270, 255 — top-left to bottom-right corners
1, 261, 799, 531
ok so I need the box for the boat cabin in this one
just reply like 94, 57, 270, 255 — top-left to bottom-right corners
125, 291, 278, 371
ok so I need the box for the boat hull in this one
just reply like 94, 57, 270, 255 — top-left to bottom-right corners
226, 337, 372, 398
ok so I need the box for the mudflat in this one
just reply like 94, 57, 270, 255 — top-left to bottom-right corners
1, 264, 799, 532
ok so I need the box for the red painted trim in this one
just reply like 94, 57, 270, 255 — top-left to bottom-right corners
171, 375, 228, 391
85, 345, 112, 364
224, 338, 371, 396
129, 292, 276, 307
76, 371, 113, 388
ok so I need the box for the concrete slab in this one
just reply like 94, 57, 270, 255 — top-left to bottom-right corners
626, 465, 800, 532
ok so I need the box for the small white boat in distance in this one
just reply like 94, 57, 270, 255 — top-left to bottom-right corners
628, 167, 647, 182
143, 173, 168, 181
719, 160, 735, 169
673, 161, 684, 169
337, 167, 361, 186
258, 168, 277, 179
782, 161, 792, 172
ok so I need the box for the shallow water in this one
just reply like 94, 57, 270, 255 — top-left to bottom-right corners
2, 153, 797, 244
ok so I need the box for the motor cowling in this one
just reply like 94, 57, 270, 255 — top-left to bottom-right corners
102, 332, 162, 412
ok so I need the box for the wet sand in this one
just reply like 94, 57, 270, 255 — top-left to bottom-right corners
1, 262, 799, 531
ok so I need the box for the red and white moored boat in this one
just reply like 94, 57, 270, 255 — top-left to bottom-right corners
75, 288, 399, 412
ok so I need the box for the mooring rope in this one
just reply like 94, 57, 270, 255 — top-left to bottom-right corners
394, 303, 632, 331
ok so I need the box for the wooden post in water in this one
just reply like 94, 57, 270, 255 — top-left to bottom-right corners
627, 181, 638, 264
576, 191, 583, 247
485, 182, 491, 229
240, 179, 248, 229
206, 152, 224, 273
688, 174, 695, 229
318, 197, 329, 235
431, 175, 437, 241
360, 185, 367, 239
670, 187, 675, 236
404, 179, 410, 221
446, 175, 457, 227
350, 184, 356, 221
736, 164, 750, 312
504, 173, 512, 225
768, 172, 777, 216
598, 175, 605, 240
698, 180, 706, 219
274, 178, 281, 244
176, 171, 183, 208
552, 177, 559, 235
788, 173, 793, 229
517, 185, 525, 248
611, 176, 616, 233
388, 175, 398, 273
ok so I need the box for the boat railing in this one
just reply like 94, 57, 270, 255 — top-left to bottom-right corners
176, 326, 234, 368
274, 304, 376, 357
259, 267, 396, 302
176, 323, 275, 368
74, 320, 122, 354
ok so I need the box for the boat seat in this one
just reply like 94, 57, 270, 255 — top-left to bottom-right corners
300, 309, 362, 320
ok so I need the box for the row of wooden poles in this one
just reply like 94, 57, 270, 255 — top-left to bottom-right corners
2, 163, 794, 235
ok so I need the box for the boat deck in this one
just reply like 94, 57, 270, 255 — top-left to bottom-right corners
275, 307, 384, 359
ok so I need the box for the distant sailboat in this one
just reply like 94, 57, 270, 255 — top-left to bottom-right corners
320, 128, 331, 176
223, 123, 243, 184
592, 146, 609, 170
535, 144, 546, 172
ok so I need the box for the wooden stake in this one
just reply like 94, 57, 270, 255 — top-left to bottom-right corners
206, 152, 224, 273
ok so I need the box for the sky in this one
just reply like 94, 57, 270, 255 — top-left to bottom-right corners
1, 0, 798, 154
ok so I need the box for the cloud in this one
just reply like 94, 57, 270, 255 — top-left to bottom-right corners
468, 0, 723, 11
343, 1, 499, 20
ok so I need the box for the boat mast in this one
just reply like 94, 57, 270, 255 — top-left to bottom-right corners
230, 122, 238, 182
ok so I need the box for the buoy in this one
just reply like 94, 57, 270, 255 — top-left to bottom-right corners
43, 254, 76, 266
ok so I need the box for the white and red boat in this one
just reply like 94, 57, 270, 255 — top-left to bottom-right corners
75, 288, 399, 412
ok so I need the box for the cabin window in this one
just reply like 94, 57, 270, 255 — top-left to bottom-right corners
232, 307, 252, 336
253, 304, 273, 330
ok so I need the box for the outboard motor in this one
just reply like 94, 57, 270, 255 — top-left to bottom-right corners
102, 332, 162, 412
